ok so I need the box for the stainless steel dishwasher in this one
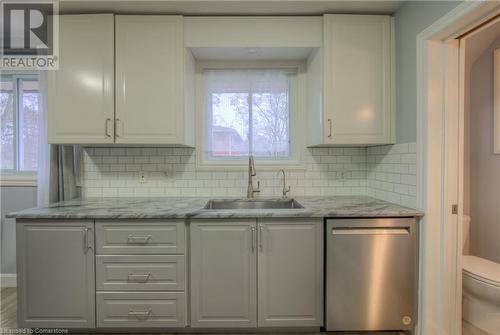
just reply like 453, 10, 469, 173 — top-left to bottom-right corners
326, 218, 417, 332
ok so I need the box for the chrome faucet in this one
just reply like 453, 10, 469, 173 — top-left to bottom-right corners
247, 155, 260, 199
278, 169, 291, 198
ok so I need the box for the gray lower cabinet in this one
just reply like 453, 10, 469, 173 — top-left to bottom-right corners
96, 291, 186, 327
190, 220, 257, 328
190, 218, 323, 328
95, 220, 187, 329
16, 220, 96, 328
96, 254, 185, 291
258, 219, 323, 327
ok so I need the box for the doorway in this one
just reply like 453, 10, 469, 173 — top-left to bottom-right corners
417, 2, 500, 335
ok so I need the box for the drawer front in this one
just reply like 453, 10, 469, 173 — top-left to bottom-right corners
97, 291, 185, 328
96, 221, 185, 254
96, 255, 185, 291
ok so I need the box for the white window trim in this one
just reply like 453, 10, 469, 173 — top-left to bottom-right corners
0, 72, 39, 183
0, 173, 37, 187
195, 61, 306, 171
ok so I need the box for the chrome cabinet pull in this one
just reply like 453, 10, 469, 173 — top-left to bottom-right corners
84, 227, 93, 253
115, 118, 122, 138
105, 118, 112, 137
127, 234, 152, 244
128, 309, 151, 319
250, 226, 255, 252
259, 224, 263, 252
328, 118, 333, 138
128, 272, 151, 283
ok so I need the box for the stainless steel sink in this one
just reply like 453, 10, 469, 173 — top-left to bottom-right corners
204, 198, 304, 210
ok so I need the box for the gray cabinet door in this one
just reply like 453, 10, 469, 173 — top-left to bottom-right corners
257, 219, 323, 327
190, 220, 257, 328
16, 220, 95, 328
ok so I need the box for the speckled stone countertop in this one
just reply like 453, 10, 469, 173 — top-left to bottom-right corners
7, 196, 423, 220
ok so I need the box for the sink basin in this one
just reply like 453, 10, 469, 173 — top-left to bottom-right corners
204, 199, 304, 210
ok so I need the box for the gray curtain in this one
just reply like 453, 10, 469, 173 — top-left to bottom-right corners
49, 145, 81, 203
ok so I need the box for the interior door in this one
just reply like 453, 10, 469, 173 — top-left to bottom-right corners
190, 220, 257, 328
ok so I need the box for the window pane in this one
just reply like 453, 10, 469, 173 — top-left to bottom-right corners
252, 90, 289, 158
210, 93, 249, 157
19, 79, 39, 171
205, 69, 291, 160
0, 79, 15, 170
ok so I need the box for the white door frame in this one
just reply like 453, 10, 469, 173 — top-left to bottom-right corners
416, 2, 500, 335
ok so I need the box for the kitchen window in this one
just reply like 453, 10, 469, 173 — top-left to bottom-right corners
0, 74, 40, 183
200, 67, 301, 167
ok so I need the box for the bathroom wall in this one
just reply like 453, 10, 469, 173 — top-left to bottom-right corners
80, 142, 418, 208
469, 35, 500, 263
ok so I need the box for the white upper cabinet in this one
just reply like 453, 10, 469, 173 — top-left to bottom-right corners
48, 15, 194, 145
48, 14, 114, 144
310, 14, 395, 145
115, 15, 194, 145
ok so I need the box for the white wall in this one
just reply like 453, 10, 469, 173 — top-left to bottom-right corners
469, 36, 500, 263
394, 0, 460, 143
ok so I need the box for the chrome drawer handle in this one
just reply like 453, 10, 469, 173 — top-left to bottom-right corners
128, 309, 151, 320
128, 272, 151, 283
127, 234, 152, 244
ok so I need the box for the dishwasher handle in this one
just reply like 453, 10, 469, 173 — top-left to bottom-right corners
331, 227, 409, 235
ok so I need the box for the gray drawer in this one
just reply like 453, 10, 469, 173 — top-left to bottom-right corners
96, 255, 185, 291
96, 221, 185, 254
96, 291, 186, 328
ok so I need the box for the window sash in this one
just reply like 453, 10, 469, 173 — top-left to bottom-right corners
204, 69, 294, 162
1, 73, 38, 174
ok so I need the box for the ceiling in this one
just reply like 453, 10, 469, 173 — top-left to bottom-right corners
58, 0, 406, 15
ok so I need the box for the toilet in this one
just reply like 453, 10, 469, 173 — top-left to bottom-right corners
462, 215, 500, 335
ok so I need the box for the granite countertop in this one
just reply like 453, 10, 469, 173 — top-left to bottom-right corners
7, 196, 424, 220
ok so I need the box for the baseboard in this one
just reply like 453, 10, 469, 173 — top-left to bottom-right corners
0, 274, 17, 287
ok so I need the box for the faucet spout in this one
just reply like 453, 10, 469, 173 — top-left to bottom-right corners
278, 169, 291, 198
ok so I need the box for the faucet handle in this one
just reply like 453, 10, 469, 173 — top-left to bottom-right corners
253, 181, 261, 194
283, 185, 291, 198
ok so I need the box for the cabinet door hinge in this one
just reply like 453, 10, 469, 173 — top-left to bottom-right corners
452, 204, 458, 215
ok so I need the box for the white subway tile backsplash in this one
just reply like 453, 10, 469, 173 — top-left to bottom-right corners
366, 142, 418, 208
80, 142, 418, 208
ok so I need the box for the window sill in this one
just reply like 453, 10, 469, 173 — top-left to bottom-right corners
195, 161, 306, 171
0, 174, 37, 187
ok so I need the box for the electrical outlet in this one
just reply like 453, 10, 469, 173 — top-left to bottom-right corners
139, 170, 148, 184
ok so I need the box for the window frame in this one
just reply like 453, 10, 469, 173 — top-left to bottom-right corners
195, 61, 306, 170
0, 72, 39, 186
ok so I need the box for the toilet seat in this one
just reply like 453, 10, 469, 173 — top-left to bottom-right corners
463, 255, 500, 287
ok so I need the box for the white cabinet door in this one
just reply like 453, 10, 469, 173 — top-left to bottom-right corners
16, 221, 95, 328
48, 14, 114, 144
115, 16, 185, 144
323, 14, 394, 145
257, 219, 323, 327
190, 220, 257, 328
